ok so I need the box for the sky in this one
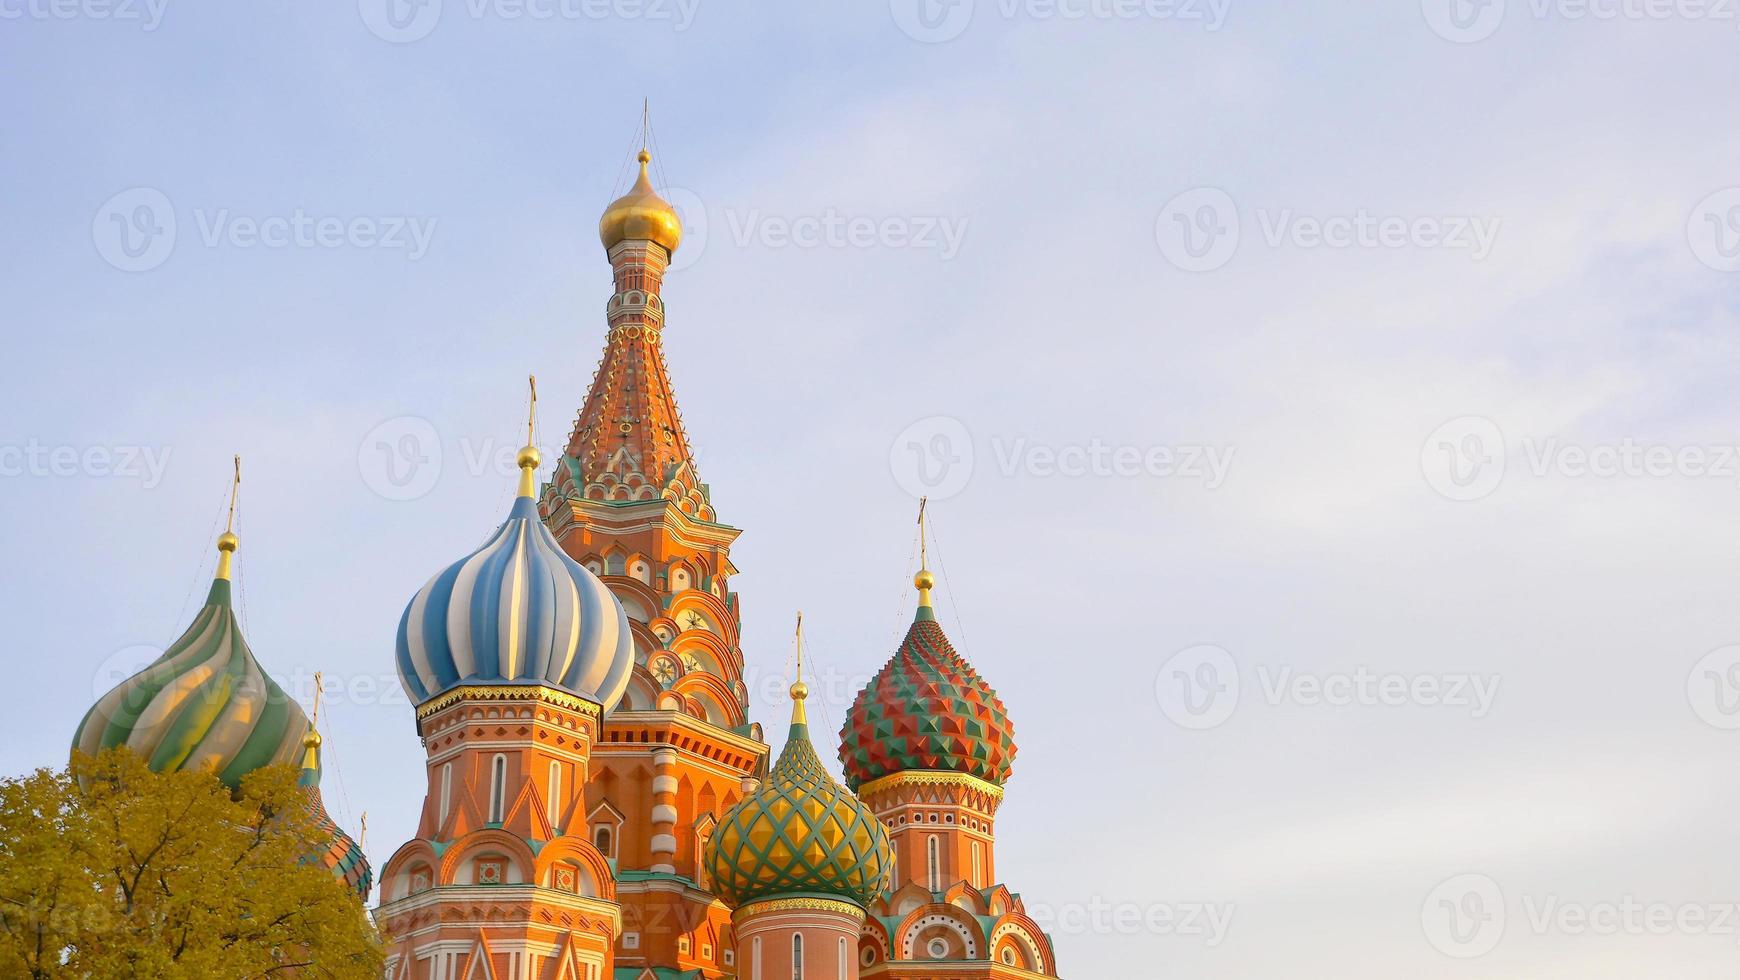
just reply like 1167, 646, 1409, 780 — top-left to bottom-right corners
5, 1, 1740, 976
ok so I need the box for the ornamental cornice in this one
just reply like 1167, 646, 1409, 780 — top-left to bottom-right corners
733, 896, 867, 924
858, 770, 1005, 802
414, 685, 604, 722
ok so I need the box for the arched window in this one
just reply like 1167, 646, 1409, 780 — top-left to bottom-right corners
752, 936, 762, 980
594, 825, 614, 858
547, 761, 563, 829
489, 754, 508, 824
791, 933, 803, 979
971, 841, 982, 887
439, 762, 453, 827
837, 938, 847, 980
927, 835, 941, 892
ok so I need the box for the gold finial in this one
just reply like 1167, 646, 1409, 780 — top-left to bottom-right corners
598, 110, 682, 254
789, 611, 809, 725
302, 671, 325, 766
517, 374, 541, 498
216, 456, 241, 581
359, 811, 368, 852
914, 497, 935, 607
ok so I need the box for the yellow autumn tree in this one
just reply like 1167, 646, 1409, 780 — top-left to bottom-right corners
0, 747, 383, 979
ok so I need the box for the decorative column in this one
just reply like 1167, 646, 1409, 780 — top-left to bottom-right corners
649, 746, 679, 874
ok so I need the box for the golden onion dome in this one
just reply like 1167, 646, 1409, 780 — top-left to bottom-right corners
598, 149, 682, 255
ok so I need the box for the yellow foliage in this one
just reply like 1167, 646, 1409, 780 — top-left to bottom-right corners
0, 747, 383, 979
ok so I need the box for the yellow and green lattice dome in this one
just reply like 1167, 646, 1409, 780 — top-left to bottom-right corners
706, 686, 893, 910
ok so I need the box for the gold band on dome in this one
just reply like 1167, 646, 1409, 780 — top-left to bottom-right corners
415, 684, 604, 721
733, 897, 866, 923
857, 769, 1005, 801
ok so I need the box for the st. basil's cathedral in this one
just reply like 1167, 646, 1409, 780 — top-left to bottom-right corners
73, 144, 1065, 980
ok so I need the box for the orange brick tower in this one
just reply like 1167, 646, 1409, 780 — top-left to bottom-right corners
838, 518, 1061, 977
377, 392, 636, 980
539, 147, 769, 976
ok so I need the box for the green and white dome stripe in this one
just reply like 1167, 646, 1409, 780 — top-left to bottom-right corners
72, 576, 311, 789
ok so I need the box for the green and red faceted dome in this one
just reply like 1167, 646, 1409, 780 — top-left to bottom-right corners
839, 571, 1017, 791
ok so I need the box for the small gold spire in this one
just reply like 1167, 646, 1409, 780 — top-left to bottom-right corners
789, 611, 808, 725
216, 456, 241, 581
302, 671, 324, 769
517, 374, 541, 499
914, 496, 934, 608
359, 811, 368, 852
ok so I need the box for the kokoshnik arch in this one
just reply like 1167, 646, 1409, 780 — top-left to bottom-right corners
73, 142, 1067, 980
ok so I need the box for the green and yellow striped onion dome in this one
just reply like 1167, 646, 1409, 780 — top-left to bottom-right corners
706, 690, 893, 911
72, 560, 312, 791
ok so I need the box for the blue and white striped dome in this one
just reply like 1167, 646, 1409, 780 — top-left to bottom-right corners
395, 492, 634, 710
